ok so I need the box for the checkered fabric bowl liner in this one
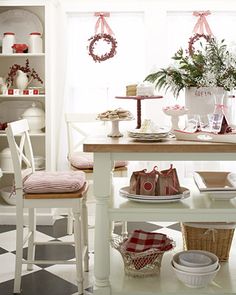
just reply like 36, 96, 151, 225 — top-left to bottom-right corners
111, 232, 174, 277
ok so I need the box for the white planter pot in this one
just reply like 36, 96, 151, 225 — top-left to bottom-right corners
185, 87, 215, 116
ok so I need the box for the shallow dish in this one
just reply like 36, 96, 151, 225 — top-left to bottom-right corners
172, 261, 220, 288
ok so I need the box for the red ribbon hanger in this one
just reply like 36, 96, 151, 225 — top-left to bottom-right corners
94, 12, 114, 35
192, 10, 213, 36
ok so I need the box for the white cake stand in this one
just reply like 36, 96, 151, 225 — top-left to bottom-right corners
163, 106, 189, 131
99, 117, 134, 137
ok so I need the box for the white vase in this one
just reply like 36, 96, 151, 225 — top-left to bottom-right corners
185, 87, 216, 116
15, 70, 28, 90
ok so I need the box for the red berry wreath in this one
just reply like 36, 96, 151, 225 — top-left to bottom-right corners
88, 33, 117, 63
188, 33, 211, 56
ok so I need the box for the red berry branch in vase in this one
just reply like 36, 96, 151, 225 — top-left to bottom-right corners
6, 58, 43, 88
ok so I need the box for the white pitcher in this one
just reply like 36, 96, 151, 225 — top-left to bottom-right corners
15, 70, 28, 90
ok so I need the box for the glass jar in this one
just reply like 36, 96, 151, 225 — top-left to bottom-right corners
209, 87, 228, 134
224, 94, 236, 129
2, 32, 15, 54
28, 32, 43, 53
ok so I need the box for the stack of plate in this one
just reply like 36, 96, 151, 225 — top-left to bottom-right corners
119, 186, 190, 203
128, 127, 170, 141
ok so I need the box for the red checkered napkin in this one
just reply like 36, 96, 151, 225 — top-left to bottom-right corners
124, 229, 173, 253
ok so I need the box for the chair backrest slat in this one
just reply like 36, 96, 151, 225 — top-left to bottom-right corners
6, 119, 35, 189
65, 113, 102, 158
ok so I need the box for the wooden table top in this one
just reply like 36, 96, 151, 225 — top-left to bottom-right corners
83, 135, 236, 153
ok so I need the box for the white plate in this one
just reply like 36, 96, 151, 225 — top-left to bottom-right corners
0, 9, 43, 43
119, 186, 190, 203
129, 127, 170, 136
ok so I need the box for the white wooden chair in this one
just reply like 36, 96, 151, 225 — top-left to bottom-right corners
6, 119, 89, 295
65, 113, 128, 236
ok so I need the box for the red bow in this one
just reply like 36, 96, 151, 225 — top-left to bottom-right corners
193, 10, 213, 36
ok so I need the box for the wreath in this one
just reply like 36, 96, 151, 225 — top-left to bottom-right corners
88, 33, 118, 63
188, 33, 211, 56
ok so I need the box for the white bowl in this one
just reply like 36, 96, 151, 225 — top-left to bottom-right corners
172, 261, 220, 288
172, 250, 219, 273
179, 251, 212, 267
0, 186, 16, 205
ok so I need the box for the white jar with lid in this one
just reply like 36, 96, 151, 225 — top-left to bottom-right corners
28, 32, 43, 53
22, 102, 45, 133
2, 32, 15, 54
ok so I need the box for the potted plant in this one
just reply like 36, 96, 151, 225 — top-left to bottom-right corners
144, 35, 236, 116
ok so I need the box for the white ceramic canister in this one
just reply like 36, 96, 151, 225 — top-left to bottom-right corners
2, 32, 15, 54
28, 32, 43, 53
0, 147, 13, 171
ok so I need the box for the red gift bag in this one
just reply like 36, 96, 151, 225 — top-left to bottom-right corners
139, 167, 158, 196
129, 169, 147, 194
156, 164, 180, 195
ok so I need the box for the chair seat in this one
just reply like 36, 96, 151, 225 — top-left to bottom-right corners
70, 153, 128, 170
24, 182, 88, 199
23, 171, 86, 194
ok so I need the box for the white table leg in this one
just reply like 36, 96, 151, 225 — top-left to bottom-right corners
93, 153, 113, 295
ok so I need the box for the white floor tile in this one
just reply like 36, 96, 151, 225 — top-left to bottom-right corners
0, 253, 41, 283
0, 229, 59, 252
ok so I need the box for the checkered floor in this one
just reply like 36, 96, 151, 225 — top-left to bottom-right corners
0, 214, 183, 295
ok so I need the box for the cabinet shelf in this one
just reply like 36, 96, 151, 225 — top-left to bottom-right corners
0, 53, 45, 57
0, 132, 45, 137
110, 179, 236, 222
0, 95, 45, 99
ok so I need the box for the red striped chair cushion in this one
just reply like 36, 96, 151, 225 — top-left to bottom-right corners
23, 171, 86, 193
70, 153, 128, 170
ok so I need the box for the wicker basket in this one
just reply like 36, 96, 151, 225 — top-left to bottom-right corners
181, 222, 236, 261
111, 235, 173, 277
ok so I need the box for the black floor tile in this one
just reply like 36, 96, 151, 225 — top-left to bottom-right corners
0, 225, 16, 233
36, 218, 68, 238
0, 247, 8, 255
167, 222, 181, 231
113, 221, 163, 235
0, 270, 78, 295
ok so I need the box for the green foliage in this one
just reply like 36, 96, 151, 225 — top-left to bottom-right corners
145, 37, 236, 97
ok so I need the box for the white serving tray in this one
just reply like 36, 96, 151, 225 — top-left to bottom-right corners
174, 129, 236, 144
193, 171, 236, 200
119, 186, 190, 203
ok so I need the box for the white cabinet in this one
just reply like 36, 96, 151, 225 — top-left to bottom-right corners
0, 1, 56, 224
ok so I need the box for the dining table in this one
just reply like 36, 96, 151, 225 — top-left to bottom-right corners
83, 135, 236, 295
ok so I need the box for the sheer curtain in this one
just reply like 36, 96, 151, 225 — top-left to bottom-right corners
57, 11, 145, 170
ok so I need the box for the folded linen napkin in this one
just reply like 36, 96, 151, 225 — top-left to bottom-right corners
124, 229, 173, 253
